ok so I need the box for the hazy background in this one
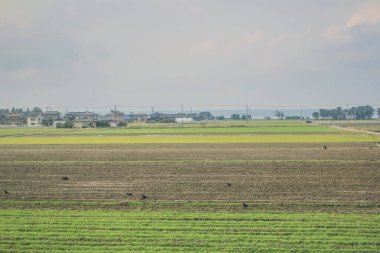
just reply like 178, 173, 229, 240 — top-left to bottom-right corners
1, 0, 379, 109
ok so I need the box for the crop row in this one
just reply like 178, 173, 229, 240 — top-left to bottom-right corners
1, 210, 379, 252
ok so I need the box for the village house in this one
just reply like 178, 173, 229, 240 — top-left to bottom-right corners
65, 111, 98, 128
175, 117, 194, 124
42, 111, 62, 127
27, 111, 43, 127
96, 110, 126, 127
97, 114, 114, 127
149, 112, 185, 123
111, 110, 125, 125
9, 108, 25, 125
125, 113, 148, 123
43, 111, 61, 120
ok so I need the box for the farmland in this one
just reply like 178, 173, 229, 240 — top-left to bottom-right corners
1, 210, 379, 252
1, 121, 379, 145
315, 120, 380, 133
0, 121, 379, 252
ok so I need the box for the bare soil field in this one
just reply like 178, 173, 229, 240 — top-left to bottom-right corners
1, 143, 379, 212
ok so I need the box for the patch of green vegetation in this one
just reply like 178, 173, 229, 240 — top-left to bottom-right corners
0, 125, 337, 137
0, 133, 378, 144
128, 120, 310, 128
1, 209, 379, 252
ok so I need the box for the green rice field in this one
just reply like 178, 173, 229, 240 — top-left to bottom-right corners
0, 133, 378, 144
1, 210, 379, 252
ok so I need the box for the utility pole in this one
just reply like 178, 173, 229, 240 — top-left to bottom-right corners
301, 106, 303, 120
181, 104, 184, 127
347, 104, 349, 127
151, 107, 154, 114
114, 105, 117, 112
245, 104, 249, 125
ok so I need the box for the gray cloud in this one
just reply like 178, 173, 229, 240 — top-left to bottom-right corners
0, 0, 379, 108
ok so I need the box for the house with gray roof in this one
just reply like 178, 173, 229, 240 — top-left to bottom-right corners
43, 111, 61, 120
65, 111, 98, 128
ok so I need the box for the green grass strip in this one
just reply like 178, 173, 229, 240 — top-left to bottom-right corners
1, 209, 379, 252
0, 133, 379, 144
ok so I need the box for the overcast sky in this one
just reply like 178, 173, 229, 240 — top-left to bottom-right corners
1, 0, 379, 109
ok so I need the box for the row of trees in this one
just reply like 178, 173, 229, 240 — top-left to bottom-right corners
312, 106, 378, 120
274, 106, 379, 120
230, 114, 252, 120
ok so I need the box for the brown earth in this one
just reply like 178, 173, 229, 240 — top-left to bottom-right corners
1, 143, 379, 211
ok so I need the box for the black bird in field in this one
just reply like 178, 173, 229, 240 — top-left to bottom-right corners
4, 189, 9, 194
141, 194, 147, 200
243, 203, 248, 208
126, 192, 133, 197
227, 182, 231, 187
62, 176, 69, 181
324, 145, 327, 150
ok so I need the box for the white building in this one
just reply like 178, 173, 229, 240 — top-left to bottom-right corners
175, 117, 194, 124
27, 114, 42, 127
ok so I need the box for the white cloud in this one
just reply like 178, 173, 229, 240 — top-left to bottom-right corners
323, 26, 351, 42
346, 1, 380, 28
324, 1, 380, 42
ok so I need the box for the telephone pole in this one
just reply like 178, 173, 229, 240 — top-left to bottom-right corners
346, 104, 349, 127
245, 104, 249, 125
181, 104, 184, 127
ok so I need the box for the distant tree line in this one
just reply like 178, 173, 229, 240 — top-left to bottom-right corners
230, 114, 252, 120
312, 105, 376, 120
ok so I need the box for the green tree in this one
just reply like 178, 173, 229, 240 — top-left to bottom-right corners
199, 112, 213, 120
312, 112, 320, 119
231, 114, 240, 120
274, 111, 285, 119
31, 107, 42, 113
42, 117, 53, 127
377, 108, 380, 119
96, 121, 110, 128
354, 105, 374, 120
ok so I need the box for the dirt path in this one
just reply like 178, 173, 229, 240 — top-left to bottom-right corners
330, 125, 380, 137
